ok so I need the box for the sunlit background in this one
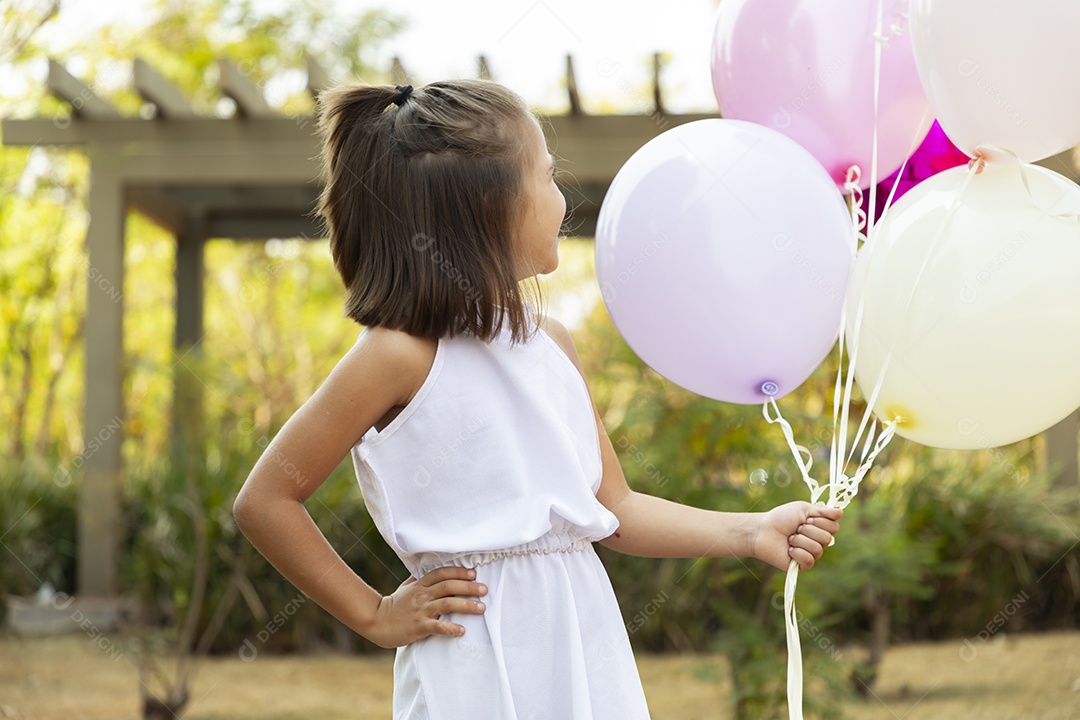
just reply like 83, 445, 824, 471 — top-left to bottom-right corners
8, 0, 722, 113
2, 2, 1078, 719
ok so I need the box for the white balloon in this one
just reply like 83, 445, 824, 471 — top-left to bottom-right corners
910, 0, 1080, 163
847, 161, 1080, 449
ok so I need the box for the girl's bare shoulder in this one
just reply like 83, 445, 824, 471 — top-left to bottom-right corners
537, 315, 584, 374
340, 326, 439, 409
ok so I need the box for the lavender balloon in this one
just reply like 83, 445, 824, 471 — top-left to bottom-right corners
595, 119, 853, 404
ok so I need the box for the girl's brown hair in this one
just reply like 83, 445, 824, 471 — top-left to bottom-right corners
314, 79, 548, 345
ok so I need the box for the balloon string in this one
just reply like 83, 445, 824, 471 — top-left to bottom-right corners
865, 0, 884, 246
763, 398, 825, 503
838, 124, 933, 468
763, 399, 898, 510
843, 165, 868, 248
874, 103, 932, 233
832, 188, 860, 490
835, 158, 980, 480
834, 0, 885, 489
784, 559, 803, 720
837, 106, 933, 478
841, 102, 930, 469
782, 2, 892, 718
872, 0, 909, 45
779, 420, 899, 719
840, 102, 929, 465
882, 160, 981, 358
766, 397, 898, 720
845, 101, 930, 251
971, 144, 1080, 224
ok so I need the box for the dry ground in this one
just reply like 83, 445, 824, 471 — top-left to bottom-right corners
1, 631, 1078, 719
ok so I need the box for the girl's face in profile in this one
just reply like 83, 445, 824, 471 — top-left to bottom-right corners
515, 117, 567, 280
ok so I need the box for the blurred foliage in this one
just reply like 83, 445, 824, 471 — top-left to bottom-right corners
1, 3, 1079, 719
0, 0, 58, 64
0, 0, 408, 660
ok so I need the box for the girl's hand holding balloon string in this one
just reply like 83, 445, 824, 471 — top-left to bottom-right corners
751, 502, 843, 572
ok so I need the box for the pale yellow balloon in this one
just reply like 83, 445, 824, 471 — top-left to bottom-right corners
847, 161, 1080, 449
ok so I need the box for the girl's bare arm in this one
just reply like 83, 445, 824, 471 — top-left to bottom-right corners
232, 327, 488, 647
539, 317, 841, 571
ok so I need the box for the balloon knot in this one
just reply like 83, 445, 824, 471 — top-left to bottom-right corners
968, 152, 987, 175
843, 164, 862, 188
843, 164, 867, 234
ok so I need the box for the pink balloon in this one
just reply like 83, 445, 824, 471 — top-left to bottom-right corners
711, 0, 933, 190
595, 119, 853, 405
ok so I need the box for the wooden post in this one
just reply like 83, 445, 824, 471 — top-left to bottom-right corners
171, 210, 206, 464
652, 52, 665, 117
79, 169, 125, 597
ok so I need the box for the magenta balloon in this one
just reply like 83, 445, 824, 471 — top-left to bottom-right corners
595, 119, 854, 405
711, 0, 933, 190
859, 120, 970, 223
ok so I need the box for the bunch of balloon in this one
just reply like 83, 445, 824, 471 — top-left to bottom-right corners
594, 0, 1080, 713
848, 0, 1080, 451
702, 4, 938, 719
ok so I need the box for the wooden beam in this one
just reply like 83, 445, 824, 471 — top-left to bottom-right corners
1, 117, 313, 146
157, 184, 319, 208
79, 168, 125, 597
478, 55, 492, 81
566, 55, 582, 116
95, 150, 317, 184
217, 58, 276, 118
542, 113, 713, 183
205, 215, 322, 240
132, 58, 196, 119
306, 55, 331, 99
127, 185, 185, 235
3, 112, 717, 185
47, 58, 121, 119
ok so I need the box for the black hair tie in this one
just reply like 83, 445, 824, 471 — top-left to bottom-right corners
392, 84, 413, 106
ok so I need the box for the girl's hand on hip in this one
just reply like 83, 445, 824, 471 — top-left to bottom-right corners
752, 502, 843, 572
365, 565, 488, 649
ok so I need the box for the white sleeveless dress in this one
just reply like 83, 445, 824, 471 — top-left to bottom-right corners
350, 308, 652, 719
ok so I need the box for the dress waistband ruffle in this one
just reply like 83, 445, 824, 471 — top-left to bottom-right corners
409, 528, 602, 578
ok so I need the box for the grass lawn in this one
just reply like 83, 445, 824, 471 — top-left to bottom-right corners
1, 630, 1078, 718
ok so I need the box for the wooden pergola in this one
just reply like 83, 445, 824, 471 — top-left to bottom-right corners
3, 55, 1077, 603
1, 54, 719, 599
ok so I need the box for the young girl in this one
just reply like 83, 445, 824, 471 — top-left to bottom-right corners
233, 78, 843, 719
